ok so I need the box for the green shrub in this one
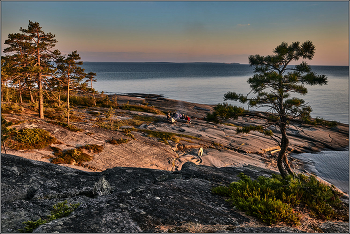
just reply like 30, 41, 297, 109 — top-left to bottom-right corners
302, 116, 338, 127
206, 103, 245, 123
19, 201, 80, 232
8, 128, 56, 150
69, 95, 95, 107
1, 102, 23, 114
212, 173, 347, 226
77, 144, 103, 153
51, 148, 93, 165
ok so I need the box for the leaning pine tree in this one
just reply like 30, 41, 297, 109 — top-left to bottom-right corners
224, 41, 327, 178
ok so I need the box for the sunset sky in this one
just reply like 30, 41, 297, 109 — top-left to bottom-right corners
1, 1, 349, 65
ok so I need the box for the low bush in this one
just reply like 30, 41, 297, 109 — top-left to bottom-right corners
7, 128, 56, 150
206, 103, 245, 123
1, 102, 23, 114
302, 116, 338, 128
51, 148, 93, 165
77, 144, 103, 153
19, 201, 80, 232
212, 173, 347, 226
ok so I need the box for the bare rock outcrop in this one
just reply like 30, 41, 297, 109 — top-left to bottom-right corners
2, 154, 348, 233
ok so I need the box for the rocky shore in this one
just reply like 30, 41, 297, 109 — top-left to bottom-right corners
1, 94, 349, 232
2, 154, 349, 233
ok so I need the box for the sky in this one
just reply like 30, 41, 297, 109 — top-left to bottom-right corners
1, 1, 349, 65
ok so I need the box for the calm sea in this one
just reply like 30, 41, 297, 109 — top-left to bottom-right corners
81, 62, 349, 124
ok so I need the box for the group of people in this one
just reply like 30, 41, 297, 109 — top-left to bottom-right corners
167, 112, 191, 123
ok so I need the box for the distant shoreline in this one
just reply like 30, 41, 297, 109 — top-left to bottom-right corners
82, 61, 348, 67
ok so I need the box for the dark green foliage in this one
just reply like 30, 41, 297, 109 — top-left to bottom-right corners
223, 41, 328, 178
212, 173, 347, 226
302, 117, 338, 127
8, 128, 56, 150
206, 103, 246, 123
19, 201, 80, 232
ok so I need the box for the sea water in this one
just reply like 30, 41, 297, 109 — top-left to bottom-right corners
292, 151, 349, 194
81, 62, 349, 124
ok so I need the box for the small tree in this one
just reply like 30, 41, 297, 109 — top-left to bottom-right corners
224, 41, 327, 178
85, 72, 97, 105
55, 50, 86, 125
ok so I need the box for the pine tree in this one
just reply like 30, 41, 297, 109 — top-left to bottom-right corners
55, 50, 86, 125
224, 41, 327, 178
18, 20, 57, 118
85, 72, 97, 105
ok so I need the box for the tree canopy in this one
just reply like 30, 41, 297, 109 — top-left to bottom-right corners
224, 41, 328, 178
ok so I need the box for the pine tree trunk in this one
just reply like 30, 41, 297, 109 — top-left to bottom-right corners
6, 83, 10, 102
19, 85, 23, 104
91, 79, 96, 106
67, 79, 70, 125
1, 85, 4, 102
277, 123, 293, 178
38, 74, 44, 119
58, 91, 61, 107
30, 89, 34, 103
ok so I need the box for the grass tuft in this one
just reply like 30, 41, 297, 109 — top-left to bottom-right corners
19, 201, 80, 232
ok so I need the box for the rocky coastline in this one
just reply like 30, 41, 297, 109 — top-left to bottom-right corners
1, 94, 349, 232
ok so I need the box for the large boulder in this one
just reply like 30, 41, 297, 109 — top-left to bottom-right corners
1, 154, 347, 233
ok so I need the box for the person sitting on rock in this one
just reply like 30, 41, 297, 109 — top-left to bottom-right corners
167, 113, 171, 121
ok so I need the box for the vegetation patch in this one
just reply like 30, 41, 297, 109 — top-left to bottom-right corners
51, 147, 93, 165
47, 120, 83, 132
44, 107, 65, 122
19, 200, 80, 233
1, 102, 23, 114
206, 103, 246, 123
7, 128, 56, 150
107, 138, 130, 145
212, 173, 348, 226
136, 129, 201, 145
302, 117, 338, 128
77, 144, 103, 153
120, 103, 164, 115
